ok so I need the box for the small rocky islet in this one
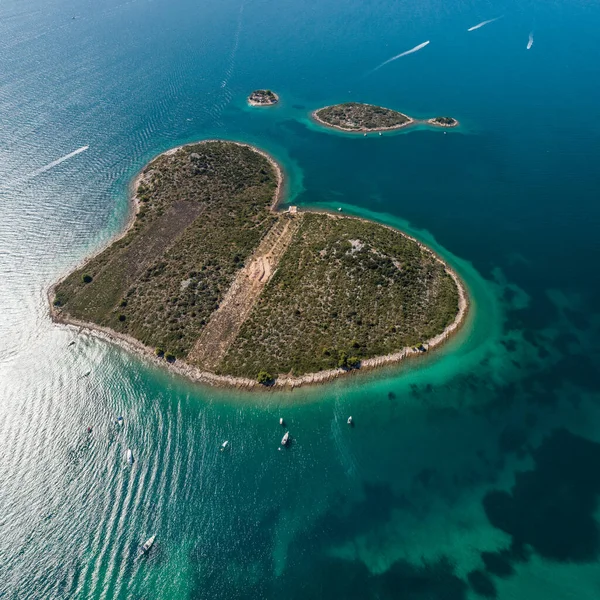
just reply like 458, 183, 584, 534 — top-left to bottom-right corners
428, 116, 459, 127
247, 89, 279, 106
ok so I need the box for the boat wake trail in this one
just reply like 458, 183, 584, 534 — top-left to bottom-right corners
371, 40, 430, 73
527, 32, 534, 50
467, 16, 503, 32
213, 0, 244, 127
222, 2, 244, 90
28, 146, 89, 178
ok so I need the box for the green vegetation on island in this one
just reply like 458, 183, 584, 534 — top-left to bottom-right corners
52, 141, 463, 387
218, 213, 459, 377
429, 116, 459, 127
248, 89, 279, 106
313, 102, 412, 131
53, 141, 278, 358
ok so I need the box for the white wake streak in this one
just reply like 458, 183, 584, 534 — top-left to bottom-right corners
29, 146, 89, 178
372, 40, 430, 72
467, 17, 502, 32
527, 32, 534, 50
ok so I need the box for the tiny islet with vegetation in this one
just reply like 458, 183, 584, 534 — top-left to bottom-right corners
52, 140, 462, 387
247, 89, 279, 106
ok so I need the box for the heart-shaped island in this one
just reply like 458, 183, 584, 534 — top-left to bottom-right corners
51, 141, 467, 389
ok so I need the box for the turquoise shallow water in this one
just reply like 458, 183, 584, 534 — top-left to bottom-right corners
1, 0, 600, 598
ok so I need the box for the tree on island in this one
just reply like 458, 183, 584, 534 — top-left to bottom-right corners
338, 351, 361, 370
257, 370, 274, 385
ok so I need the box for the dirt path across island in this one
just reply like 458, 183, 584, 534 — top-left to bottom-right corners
188, 213, 303, 372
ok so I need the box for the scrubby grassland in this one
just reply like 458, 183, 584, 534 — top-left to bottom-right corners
218, 213, 460, 378
314, 102, 411, 131
53, 142, 278, 358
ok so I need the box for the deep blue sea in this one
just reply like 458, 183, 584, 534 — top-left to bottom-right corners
1, 0, 600, 598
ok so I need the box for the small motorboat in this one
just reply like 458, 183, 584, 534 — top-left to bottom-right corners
220, 441, 229, 452
378, 132, 382, 136
279, 418, 284, 426
140, 535, 155, 554
68, 341, 76, 347
87, 426, 92, 434
281, 432, 290, 446
127, 449, 134, 464
347, 416, 353, 425
116, 416, 124, 426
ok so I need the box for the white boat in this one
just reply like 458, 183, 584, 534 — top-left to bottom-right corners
127, 449, 133, 464
141, 535, 155, 554
220, 440, 229, 451
281, 431, 290, 446
117, 416, 124, 426
347, 416, 353, 425
279, 418, 284, 426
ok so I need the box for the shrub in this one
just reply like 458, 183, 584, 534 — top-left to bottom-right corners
81, 274, 93, 284
118, 314, 126, 322
257, 371, 274, 385
155, 347, 165, 357
53, 293, 67, 307
347, 356, 361, 369
165, 352, 176, 363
